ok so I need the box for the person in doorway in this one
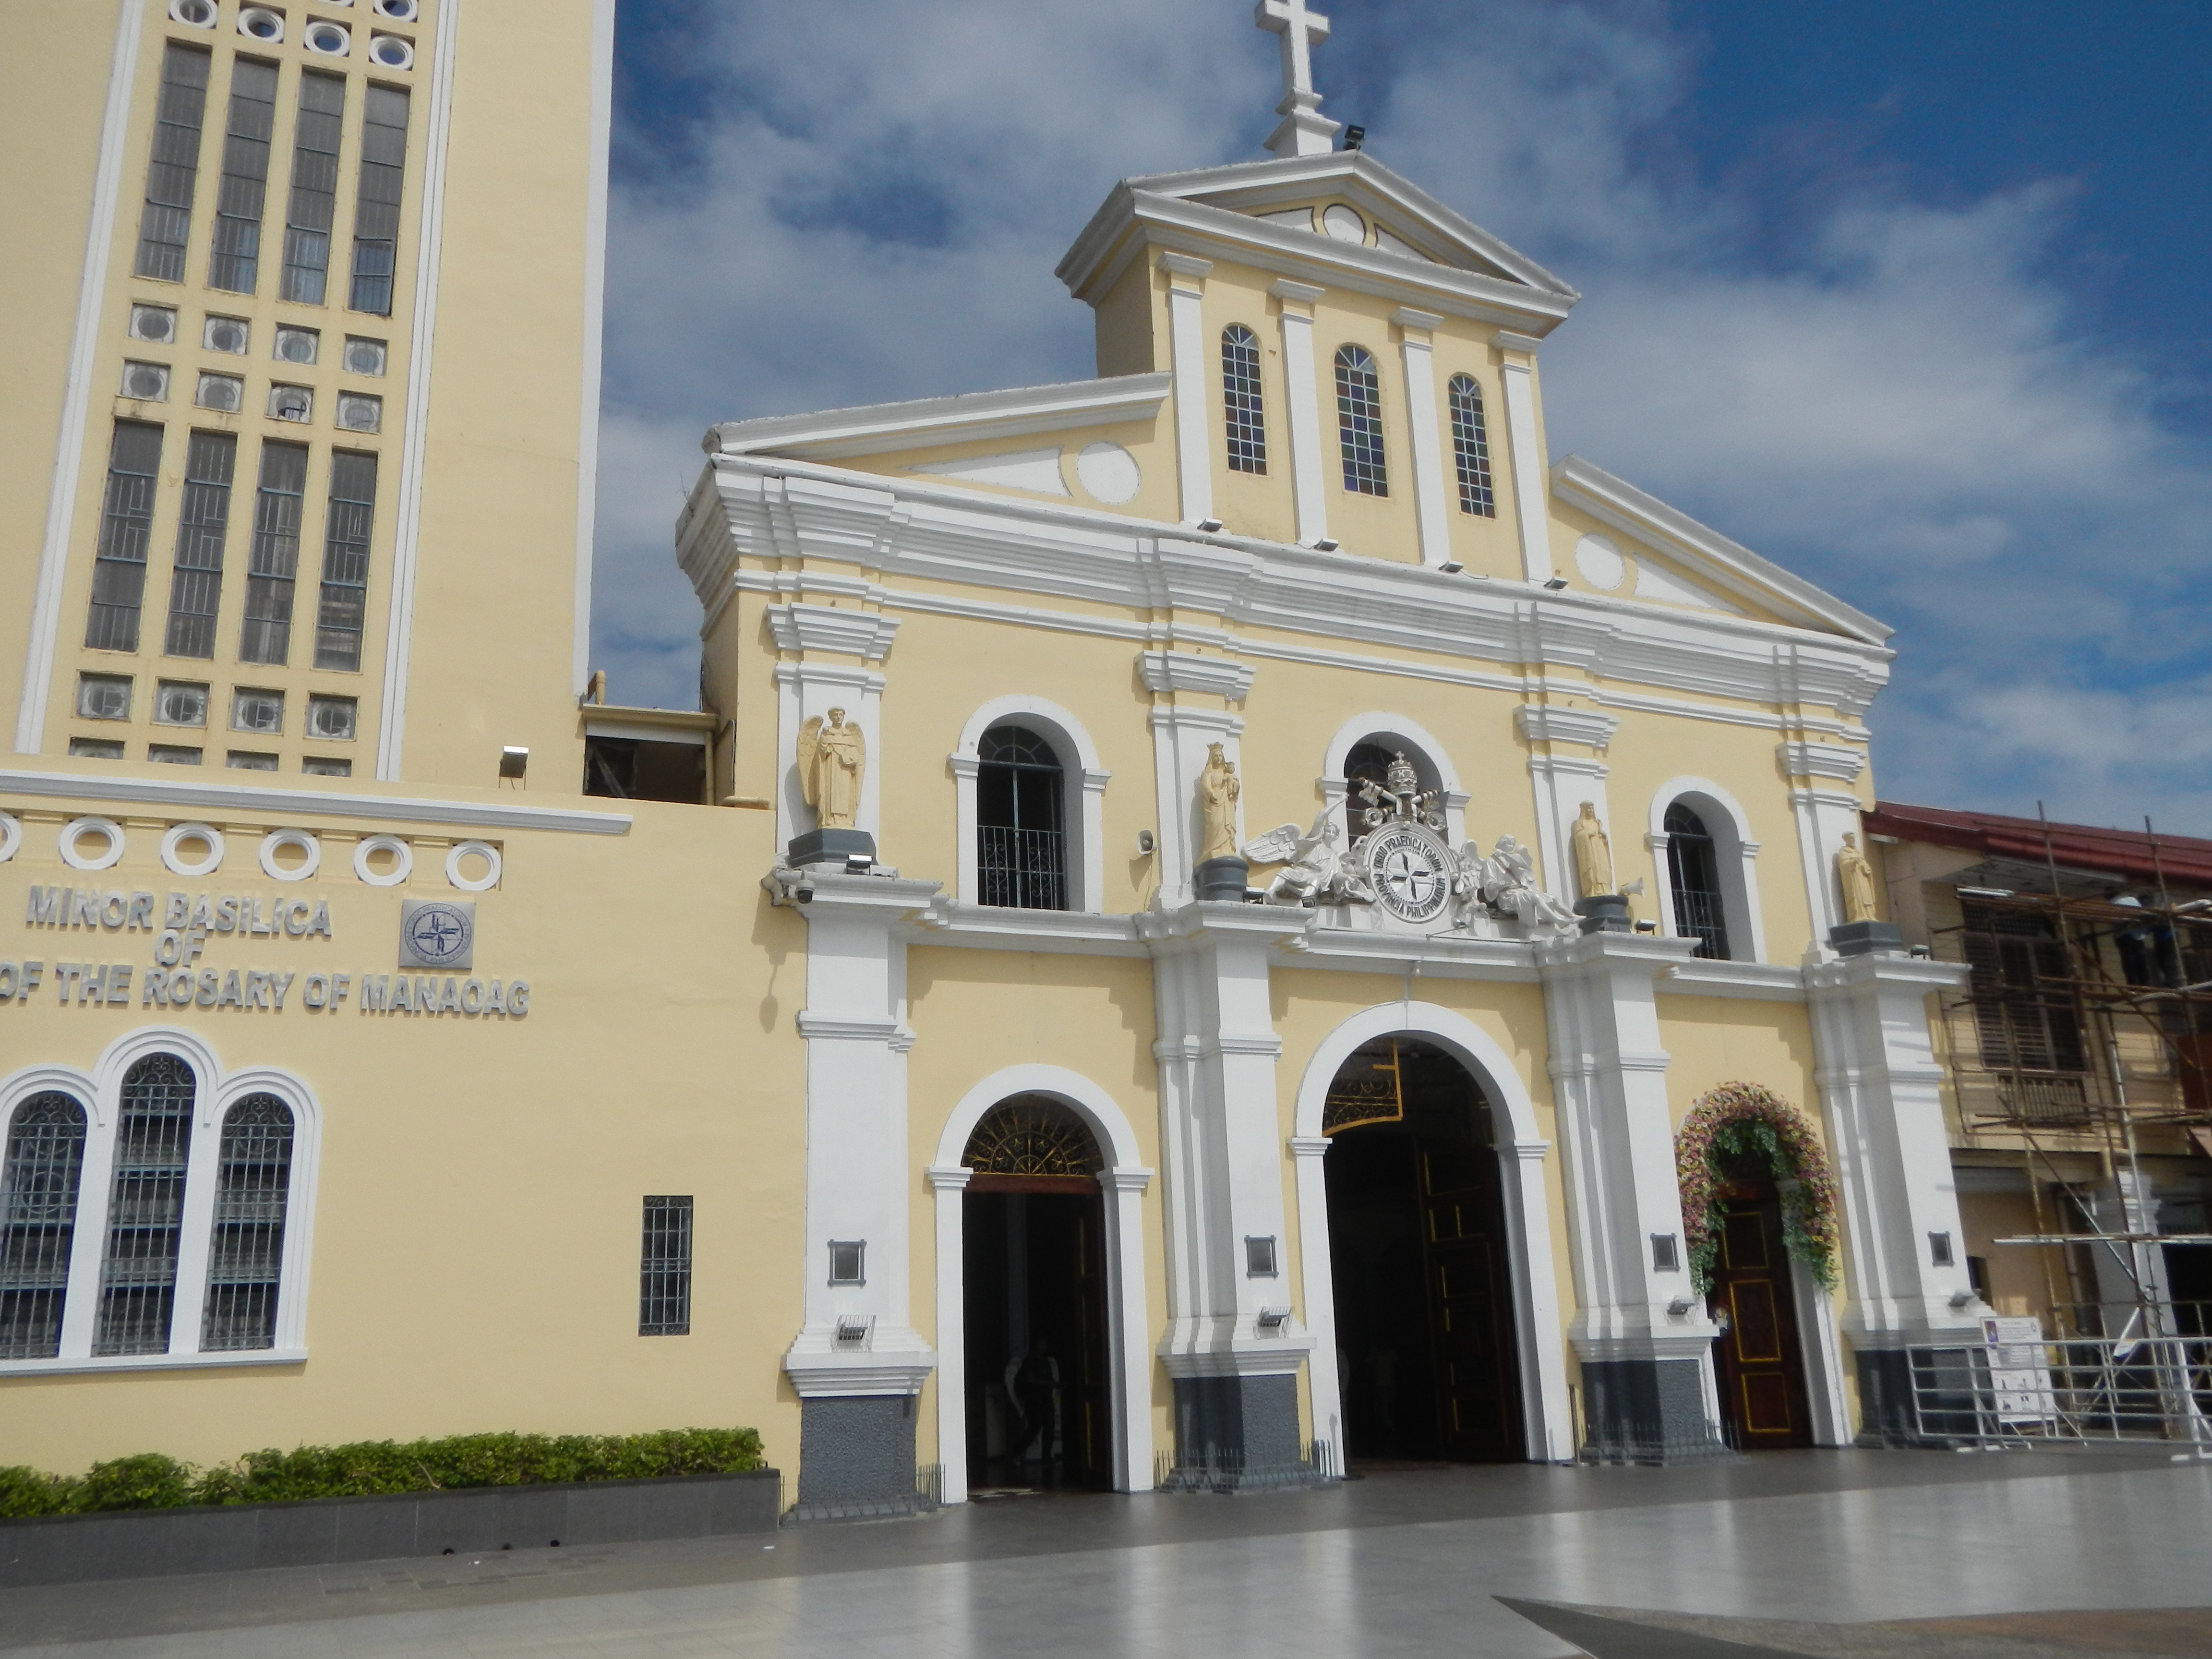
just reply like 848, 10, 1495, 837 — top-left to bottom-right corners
1003, 1337, 1062, 1469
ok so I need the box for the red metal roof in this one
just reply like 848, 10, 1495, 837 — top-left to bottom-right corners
1866, 802, 2212, 889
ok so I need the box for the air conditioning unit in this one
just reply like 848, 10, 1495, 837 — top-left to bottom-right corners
274, 325, 319, 364
373, 0, 419, 21
336, 393, 382, 433
269, 384, 313, 422
308, 696, 358, 740
204, 316, 248, 354
237, 7, 284, 42
121, 361, 170, 401
156, 682, 209, 727
197, 373, 243, 411
303, 19, 350, 55
343, 337, 387, 376
128, 304, 177, 344
169, 0, 217, 26
367, 33, 414, 70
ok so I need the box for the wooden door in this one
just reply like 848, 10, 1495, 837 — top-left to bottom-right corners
1420, 1141, 1524, 1461
1710, 1198, 1814, 1449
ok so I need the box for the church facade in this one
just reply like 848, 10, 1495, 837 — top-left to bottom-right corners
4, 0, 1986, 1515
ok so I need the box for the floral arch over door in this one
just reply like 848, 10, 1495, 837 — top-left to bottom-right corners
1674, 1082, 1840, 1295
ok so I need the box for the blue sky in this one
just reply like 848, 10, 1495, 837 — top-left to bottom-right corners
593, 0, 2212, 834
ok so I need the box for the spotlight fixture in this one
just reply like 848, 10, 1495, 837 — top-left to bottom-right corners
1439, 560, 1463, 574
1311, 537, 1339, 552
1542, 576, 1569, 590
1195, 517, 1225, 533
498, 745, 529, 780
1342, 125, 1367, 152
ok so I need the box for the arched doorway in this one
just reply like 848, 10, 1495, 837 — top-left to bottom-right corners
961, 1095, 1113, 1491
1322, 1037, 1524, 1463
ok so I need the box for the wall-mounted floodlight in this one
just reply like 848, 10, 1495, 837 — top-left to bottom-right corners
498, 745, 529, 780
1542, 576, 1569, 591
1439, 561, 1464, 574
1311, 538, 1340, 552
1196, 517, 1226, 533
1342, 125, 1367, 151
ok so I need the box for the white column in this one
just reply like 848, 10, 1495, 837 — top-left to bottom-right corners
1288, 1135, 1341, 1472
1101, 1166, 1157, 1491
1394, 308, 1452, 568
1494, 331, 1553, 583
1499, 1138, 1575, 1461
1162, 253, 1214, 528
926, 1164, 972, 1503
1273, 279, 1329, 547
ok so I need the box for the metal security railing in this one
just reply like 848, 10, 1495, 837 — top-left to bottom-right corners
1909, 1306, 2212, 1453
1155, 1442, 1330, 1493
1577, 1418, 1739, 1466
978, 826, 1067, 911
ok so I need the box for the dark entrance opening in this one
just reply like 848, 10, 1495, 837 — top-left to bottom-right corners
1323, 1037, 1524, 1463
1707, 1179, 1815, 1449
961, 1096, 1112, 1491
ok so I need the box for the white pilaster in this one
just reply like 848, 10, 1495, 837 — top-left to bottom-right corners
1789, 785, 1866, 951
1393, 308, 1452, 568
1273, 280, 1329, 547
1162, 254, 1215, 528
1527, 757, 1612, 904
1494, 332, 1553, 583
926, 1164, 971, 1502
1101, 1165, 1159, 1490
1287, 1135, 1340, 1468
1139, 650, 1254, 910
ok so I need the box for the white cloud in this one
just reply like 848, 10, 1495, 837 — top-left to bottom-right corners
593, 0, 2212, 833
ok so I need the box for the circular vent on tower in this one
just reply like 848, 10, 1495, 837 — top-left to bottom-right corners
196, 373, 243, 412
304, 19, 350, 54
373, 0, 420, 20
204, 317, 249, 355
368, 33, 414, 68
169, 0, 218, 27
120, 362, 170, 401
238, 8, 285, 42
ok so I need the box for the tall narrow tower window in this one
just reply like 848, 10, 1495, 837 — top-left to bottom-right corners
1222, 324, 1268, 474
1664, 802, 1732, 961
1334, 344, 1388, 495
1447, 373, 1495, 517
207, 59, 278, 292
84, 422, 165, 653
93, 1055, 198, 1358
134, 45, 212, 282
349, 85, 410, 315
240, 441, 308, 665
314, 452, 378, 671
282, 72, 346, 303
163, 431, 238, 659
0, 1095, 90, 1362
201, 1095, 294, 1352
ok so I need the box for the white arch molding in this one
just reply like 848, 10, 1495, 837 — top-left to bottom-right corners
1317, 712, 1468, 846
927, 1064, 1154, 1502
1646, 775, 1767, 962
1289, 1002, 1573, 1464
950, 696, 1110, 912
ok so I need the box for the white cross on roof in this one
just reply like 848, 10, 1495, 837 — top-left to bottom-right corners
1255, 0, 1343, 159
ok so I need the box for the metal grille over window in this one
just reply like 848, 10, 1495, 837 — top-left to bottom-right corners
1447, 373, 1494, 517
84, 422, 164, 653
0, 1095, 90, 1361
314, 452, 378, 670
207, 59, 278, 292
961, 1096, 1103, 1178
639, 1196, 693, 1336
1222, 324, 1268, 474
93, 1055, 197, 1358
1664, 803, 1731, 961
349, 85, 410, 315
1961, 901, 2089, 1094
1334, 344, 1388, 495
200, 1096, 293, 1351
163, 431, 237, 658
976, 723, 1067, 912
282, 72, 347, 304
134, 45, 211, 282
240, 440, 308, 664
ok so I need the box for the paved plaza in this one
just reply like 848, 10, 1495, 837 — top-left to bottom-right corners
3, 1450, 2209, 1658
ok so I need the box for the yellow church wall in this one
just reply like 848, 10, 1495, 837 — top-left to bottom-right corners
1091, 254, 1165, 382
837, 412, 1178, 527
1656, 999, 1820, 1129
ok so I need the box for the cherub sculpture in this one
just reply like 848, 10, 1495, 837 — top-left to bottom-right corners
1241, 812, 1376, 907
1466, 833, 1579, 935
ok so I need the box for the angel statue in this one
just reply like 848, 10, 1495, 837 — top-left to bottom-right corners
797, 707, 865, 830
1241, 813, 1376, 907
1478, 834, 1579, 935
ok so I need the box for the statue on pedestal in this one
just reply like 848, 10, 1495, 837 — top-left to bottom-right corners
1197, 743, 1242, 863
1836, 831, 1880, 924
797, 708, 866, 830
1571, 801, 1615, 897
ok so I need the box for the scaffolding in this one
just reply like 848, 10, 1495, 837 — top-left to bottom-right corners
1923, 814, 2212, 1450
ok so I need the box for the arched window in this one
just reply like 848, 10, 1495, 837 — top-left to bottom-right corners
977, 724, 1067, 912
1665, 803, 1732, 961
201, 1094, 295, 1351
962, 1094, 1104, 1181
0, 1094, 90, 1360
1334, 345, 1387, 495
94, 1053, 197, 1357
1447, 374, 1494, 517
1222, 325, 1267, 474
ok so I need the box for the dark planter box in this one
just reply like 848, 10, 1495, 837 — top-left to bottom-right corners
0, 1467, 780, 1590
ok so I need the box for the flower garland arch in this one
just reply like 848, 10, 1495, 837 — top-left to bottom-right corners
1675, 1082, 1840, 1295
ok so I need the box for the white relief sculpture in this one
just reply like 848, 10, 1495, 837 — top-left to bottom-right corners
1242, 812, 1376, 907
1459, 833, 1579, 936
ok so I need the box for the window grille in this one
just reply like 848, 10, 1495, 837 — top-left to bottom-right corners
0, 1095, 90, 1361
93, 1055, 197, 1357
962, 1095, 1103, 1177
1664, 803, 1731, 961
314, 452, 378, 671
163, 431, 238, 659
84, 422, 164, 653
240, 441, 308, 664
1447, 373, 1494, 517
1222, 324, 1267, 474
976, 723, 1067, 911
207, 59, 278, 292
134, 45, 211, 282
1961, 902, 2087, 1075
1334, 344, 1388, 495
639, 1196, 692, 1336
282, 72, 347, 304
349, 85, 410, 315
201, 1096, 292, 1351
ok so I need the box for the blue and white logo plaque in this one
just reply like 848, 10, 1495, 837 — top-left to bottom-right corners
399, 898, 475, 971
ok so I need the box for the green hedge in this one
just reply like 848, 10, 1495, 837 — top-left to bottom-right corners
0, 1428, 765, 1520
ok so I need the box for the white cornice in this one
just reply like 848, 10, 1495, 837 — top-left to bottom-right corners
1779, 740, 1867, 782
1514, 706, 1618, 751
705, 374, 1172, 463
1660, 960, 1808, 1001
0, 769, 632, 836
766, 602, 902, 661
1551, 455, 1891, 645
1137, 650, 1256, 702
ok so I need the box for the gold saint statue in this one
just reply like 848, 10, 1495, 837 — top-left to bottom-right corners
1571, 800, 1615, 898
797, 707, 866, 830
1836, 830, 1880, 924
1197, 743, 1242, 863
